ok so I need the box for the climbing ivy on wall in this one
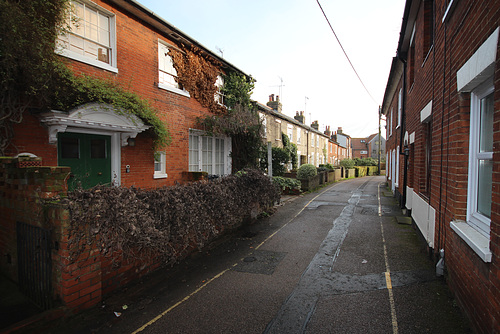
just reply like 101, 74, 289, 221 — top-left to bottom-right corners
169, 45, 225, 114
52, 64, 171, 149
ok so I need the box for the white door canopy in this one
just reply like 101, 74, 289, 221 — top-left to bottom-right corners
39, 103, 150, 146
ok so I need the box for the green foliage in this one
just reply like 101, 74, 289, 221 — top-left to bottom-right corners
352, 157, 377, 166
340, 158, 355, 169
360, 157, 378, 166
297, 164, 317, 179
52, 65, 170, 149
0, 0, 70, 154
320, 163, 336, 170
282, 133, 298, 170
198, 72, 261, 171
273, 176, 301, 192
221, 72, 255, 109
260, 146, 290, 177
65, 169, 280, 263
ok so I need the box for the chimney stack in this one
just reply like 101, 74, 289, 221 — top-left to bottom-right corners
266, 93, 282, 112
337, 127, 343, 134
324, 125, 331, 136
311, 120, 319, 130
294, 111, 305, 124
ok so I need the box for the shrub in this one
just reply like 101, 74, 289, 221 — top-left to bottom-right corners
259, 146, 290, 176
297, 164, 317, 179
273, 176, 301, 192
65, 169, 280, 264
340, 159, 355, 169
320, 163, 336, 170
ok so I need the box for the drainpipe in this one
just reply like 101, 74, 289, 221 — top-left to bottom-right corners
397, 52, 408, 210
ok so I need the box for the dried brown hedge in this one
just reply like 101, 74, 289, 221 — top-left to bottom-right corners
66, 169, 280, 264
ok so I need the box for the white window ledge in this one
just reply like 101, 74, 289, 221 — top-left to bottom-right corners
154, 173, 168, 179
158, 83, 191, 98
58, 49, 118, 73
451, 220, 492, 262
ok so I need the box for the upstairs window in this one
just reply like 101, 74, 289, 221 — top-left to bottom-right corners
58, 0, 117, 72
397, 89, 402, 128
158, 42, 190, 97
423, 0, 434, 59
215, 75, 225, 105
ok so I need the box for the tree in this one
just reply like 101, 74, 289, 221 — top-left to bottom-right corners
0, 0, 70, 155
198, 72, 263, 172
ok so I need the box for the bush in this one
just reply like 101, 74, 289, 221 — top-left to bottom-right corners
273, 176, 301, 192
297, 164, 317, 179
320, 163, 336, 170
339, 159, 355, 169
259, 146, 290, 176
65, 169, 280, 264
354, 157, 378, 166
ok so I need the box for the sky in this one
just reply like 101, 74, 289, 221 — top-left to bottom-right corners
139, 0, 406, 138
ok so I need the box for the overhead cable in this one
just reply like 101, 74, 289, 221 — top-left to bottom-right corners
316, 0, 378, 105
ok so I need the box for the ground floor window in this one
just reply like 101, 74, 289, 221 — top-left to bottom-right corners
467, 79, 494, 237
189, 130, 231, 176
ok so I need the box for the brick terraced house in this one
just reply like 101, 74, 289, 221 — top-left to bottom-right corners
0, 0, 253, 313
382, 0, 500, 332
6, 0, 250, 189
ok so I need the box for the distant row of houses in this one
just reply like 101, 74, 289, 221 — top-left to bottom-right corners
382, 0, 500, 332
258, 94, 353, 167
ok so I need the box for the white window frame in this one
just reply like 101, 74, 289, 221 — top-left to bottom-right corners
188, 129, 231, 176
395, 146, 400, 187
215, 75, 225, 105
57, 0, 117, 73
260, 113, 267, 136
397, 89, 402, 128
297, 127, 301, 144
154, 151, 168, 179
287, 125, 293, 142
389, 108, 393, 136
466, 79, 494, 237
158, 41, 190, 97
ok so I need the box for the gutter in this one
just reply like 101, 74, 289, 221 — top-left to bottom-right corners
108, 0, 252, 79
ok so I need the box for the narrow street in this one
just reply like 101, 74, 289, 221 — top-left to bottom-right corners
48, 176, 470, 334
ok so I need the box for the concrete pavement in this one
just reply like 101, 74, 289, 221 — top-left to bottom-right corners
36, 176, 470, 333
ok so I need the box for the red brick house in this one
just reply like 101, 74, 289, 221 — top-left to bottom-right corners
351, 137, 370, 159
352, 134, 386, 160
382, 0, 500, 332
0, 0, 252, 313
6, 0, 249, 190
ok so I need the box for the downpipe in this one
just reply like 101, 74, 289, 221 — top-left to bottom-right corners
436, 249, 445, 276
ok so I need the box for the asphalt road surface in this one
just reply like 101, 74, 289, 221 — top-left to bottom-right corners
49, 176, 470, 334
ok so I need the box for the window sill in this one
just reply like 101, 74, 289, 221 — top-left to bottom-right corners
153, 173, 168, 179
450, 220, 492, 262
158, 83, 191, 98
58, 49, 118, 73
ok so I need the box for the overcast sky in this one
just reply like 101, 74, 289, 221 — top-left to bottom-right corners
139, 0, 405, 138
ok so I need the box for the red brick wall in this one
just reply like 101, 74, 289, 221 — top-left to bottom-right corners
391, 0, 500, 332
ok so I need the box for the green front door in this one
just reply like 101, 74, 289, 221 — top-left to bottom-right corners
58, 132, 112, 190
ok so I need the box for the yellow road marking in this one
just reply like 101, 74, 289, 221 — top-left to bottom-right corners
378, 182, 399, 334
